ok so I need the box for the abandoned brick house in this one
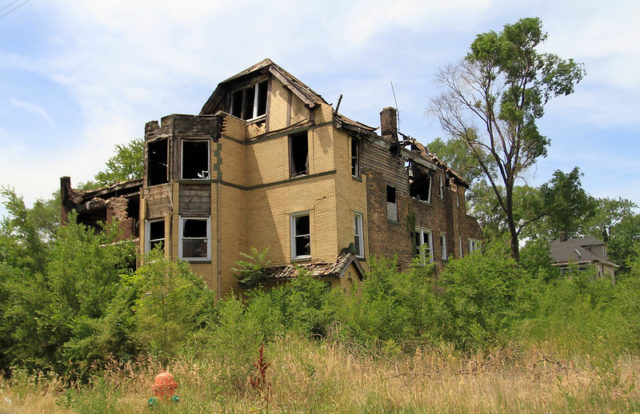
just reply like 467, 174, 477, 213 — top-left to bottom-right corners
61, 59, 482, 298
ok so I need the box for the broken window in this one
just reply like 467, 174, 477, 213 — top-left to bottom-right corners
182, 140, 209, 180
148, 139, 168, 186
439, 174, 444, 199
179, 217, 210, 261
415, 228, 433, 265
351, 137, 360, 178
354, 212, 364, 258
409, 164, 431, 203
229, 80, 268, 121
145, 219, 165, 253
440, 233, 447, 261
291, 212, 311, 259
386, 185, 397, 222
289, 131, 308, 177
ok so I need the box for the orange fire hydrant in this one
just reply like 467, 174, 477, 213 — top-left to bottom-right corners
149, 370, 179, 406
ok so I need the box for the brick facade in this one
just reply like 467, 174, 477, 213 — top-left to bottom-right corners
63, 59, 482, 297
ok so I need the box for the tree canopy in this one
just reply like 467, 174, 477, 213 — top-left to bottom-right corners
431, 17, 585, 260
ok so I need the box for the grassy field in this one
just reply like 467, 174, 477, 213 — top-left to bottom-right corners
2, 335, 639, 413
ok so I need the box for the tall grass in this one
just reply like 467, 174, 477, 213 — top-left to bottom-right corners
2, 336, 639, 413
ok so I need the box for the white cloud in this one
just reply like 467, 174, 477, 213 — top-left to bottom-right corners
9, 97, 55, 126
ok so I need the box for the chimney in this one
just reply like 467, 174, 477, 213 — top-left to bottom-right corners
559, 231, 567, 242
380, 107, 398, 143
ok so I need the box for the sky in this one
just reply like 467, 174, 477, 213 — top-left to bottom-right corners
1, 0, 639, 218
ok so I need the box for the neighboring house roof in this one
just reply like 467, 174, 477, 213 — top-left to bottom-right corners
264, 248, 364, 280
550, 237, 619, 268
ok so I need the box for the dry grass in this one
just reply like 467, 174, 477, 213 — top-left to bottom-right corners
2, 336, 639, 413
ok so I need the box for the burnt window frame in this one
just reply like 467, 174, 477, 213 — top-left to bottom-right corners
181, 139, 210, 180
147, 139, 169, 186
145, 219, 165, 254
229, 80, 268, 121
290, 211, 311, 260
409, 163, 432, 204
289, 131, 309, 178
179, 216, 211, 262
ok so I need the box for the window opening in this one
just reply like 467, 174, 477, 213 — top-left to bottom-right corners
351, 138, 360, 177
229, 80, 267, 120
469, 239, 482, 253
414, 228, 433, 265
290, 131, 309, 177
440, 233, 447, 261
439, 174, 444, 199
354, 213, 364, 258
146, 219, 165, 253
409, 164, 431, 203
179, 217, 210, 260
459, 236, 464, 258
182, 140, 209, 179
148, 139, 168, 186
291, 212, 311, 259
386, 185, 397, 222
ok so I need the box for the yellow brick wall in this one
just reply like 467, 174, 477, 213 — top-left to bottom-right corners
218, 139, 247, 187
268, 78, 290, 131
245, 136, 289, 186
244, 175, 338, 266
333, 129, 368, 259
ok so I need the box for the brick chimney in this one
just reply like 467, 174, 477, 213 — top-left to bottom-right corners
380, 107, 398, 143
559, 231, 567, 242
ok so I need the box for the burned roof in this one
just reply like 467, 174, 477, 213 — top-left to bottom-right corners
264, 249, 364, 280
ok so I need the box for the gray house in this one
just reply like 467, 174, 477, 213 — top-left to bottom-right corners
550, 233, 618, 281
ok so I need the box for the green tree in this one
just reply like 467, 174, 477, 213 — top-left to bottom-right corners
538, 167, 593, 239
584, 197, 636, 242
82, 138, 144, 189
431, 17, 585, 260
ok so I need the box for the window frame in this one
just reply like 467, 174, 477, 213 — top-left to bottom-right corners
351, 137, 360, 178
459, 236, 464, 258
178, 216, 211, 262
415, 228, 434, 265
468, 238, 481, 253
289, 131, 309, 178
290, 211, 311, 260
181, 139, 210, 180
440, 233, 447, 261
147, 139, 169, 186
386, 185, 398, 222
145, 219, 165, 254
229, 80, 268, 121
439, 174, 444, 199
353, 212, 365, 258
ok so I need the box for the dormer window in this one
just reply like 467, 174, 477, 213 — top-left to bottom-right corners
230, 80, 268, 121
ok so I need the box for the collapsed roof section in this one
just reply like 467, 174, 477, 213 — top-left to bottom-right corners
200, 58, 466, 188
264, 248, 364, 280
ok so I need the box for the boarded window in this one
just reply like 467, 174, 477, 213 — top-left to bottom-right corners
409, 164, 431, 203
291, 213, 311, 258
386, 185, 397, 222
229, 80, 268, 120
182, 140, 209, 179
290, 132, 308, 177
148, 139, 168, 186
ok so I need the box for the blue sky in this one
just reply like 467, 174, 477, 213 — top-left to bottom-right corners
1, 0, 639, 218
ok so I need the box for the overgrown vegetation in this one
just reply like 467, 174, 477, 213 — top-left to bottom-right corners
2, 183, 640, 411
